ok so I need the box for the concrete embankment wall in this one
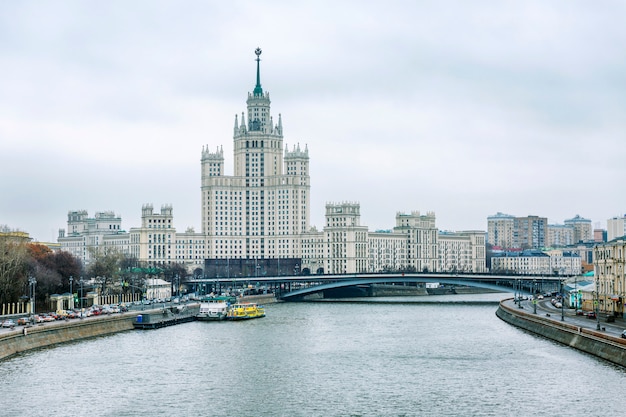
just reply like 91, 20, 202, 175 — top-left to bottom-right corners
238, 294, 278, 304
370, 284, 428, 296
0, 312, 146, 361
496, 299, 626, 368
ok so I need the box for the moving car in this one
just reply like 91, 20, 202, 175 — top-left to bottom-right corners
621, 330, 626, 339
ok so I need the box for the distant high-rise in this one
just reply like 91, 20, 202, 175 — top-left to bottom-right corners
607, 215, 626, 241
487, 212, 515, 248
546, 224, 574, 248
564, 214, 592, 243
514, 215, 547, 249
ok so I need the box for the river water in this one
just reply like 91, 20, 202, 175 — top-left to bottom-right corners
1, 294, 626, 417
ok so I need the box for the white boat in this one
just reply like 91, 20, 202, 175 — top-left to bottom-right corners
196, 297, 231, 321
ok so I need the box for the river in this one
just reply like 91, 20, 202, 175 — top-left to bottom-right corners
1, 294, 625, 416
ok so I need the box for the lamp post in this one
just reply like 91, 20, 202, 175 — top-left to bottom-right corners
560, 280, 564, 321
79, 277, 84, 312
533, 279, 537, 314
595, 275, 601, 330
28, 276, 37, 321
69, 275, 73, 309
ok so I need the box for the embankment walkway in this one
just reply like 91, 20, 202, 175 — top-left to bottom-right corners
497, 298, 626, 368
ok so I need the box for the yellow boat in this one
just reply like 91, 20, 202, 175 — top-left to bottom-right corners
226, 303, 265, 320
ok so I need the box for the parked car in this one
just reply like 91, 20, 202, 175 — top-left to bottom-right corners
2, 319, 17, 328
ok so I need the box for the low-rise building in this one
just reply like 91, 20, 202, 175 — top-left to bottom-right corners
491, 250, 551, 275
593, 238, 626, 317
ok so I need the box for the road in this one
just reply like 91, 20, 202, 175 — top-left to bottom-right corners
514, 297, 626, 338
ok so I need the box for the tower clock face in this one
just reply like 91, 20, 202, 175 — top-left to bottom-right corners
255, 48, 262, 57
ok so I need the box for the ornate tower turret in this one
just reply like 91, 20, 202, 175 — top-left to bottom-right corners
233, 48, 284, 178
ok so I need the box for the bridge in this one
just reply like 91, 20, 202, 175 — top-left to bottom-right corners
188, 273, 565, 301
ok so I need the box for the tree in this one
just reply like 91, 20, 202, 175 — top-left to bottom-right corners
87, 246, 124, 294
160, 262, 188, 296
0, 236, 28, 305
51, 251, 83, 290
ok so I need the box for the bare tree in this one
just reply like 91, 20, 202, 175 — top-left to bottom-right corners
0, 236, 28, 305
87, 246, 124, 295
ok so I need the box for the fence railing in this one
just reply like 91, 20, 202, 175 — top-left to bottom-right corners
1, 302, 30, 316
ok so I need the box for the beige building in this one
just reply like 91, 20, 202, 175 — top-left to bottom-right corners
200, 49, 310, 262
593, 238, 626, 317
564, 214, 592, 244
492, 249, 581, 276
58, 210, 128, 265
547, 224, 574, 247
394, 211, 439, 273
544, 249, 582, 276
487, 212, 515, 248
439, 230, 487, 273
491, 250, 552, 275
128, 204, 175, 267
367, 230, 408, 273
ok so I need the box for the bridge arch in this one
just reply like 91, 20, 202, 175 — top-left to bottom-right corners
278, 275, 557, 301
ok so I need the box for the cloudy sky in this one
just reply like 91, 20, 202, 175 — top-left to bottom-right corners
1, 1, 625, 242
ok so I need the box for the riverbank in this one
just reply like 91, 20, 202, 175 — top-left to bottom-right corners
0, 312, 138, 361
496, 298, 626, 368
0, 298, 273, 361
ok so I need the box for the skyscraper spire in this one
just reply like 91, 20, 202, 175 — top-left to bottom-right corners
253, 47, 263, 97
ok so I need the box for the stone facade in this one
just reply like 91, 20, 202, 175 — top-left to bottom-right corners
594, 238, 626, 316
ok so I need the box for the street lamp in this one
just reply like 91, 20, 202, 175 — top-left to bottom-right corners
79, 277, 84, 311
595, 276, 601, 330
533, 279, 537, 314
560, 280, 565, 321
69, 276, 73, 309
28, 276, 37, 321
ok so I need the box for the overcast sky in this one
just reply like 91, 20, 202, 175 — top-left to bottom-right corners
1, 1, 625, 243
